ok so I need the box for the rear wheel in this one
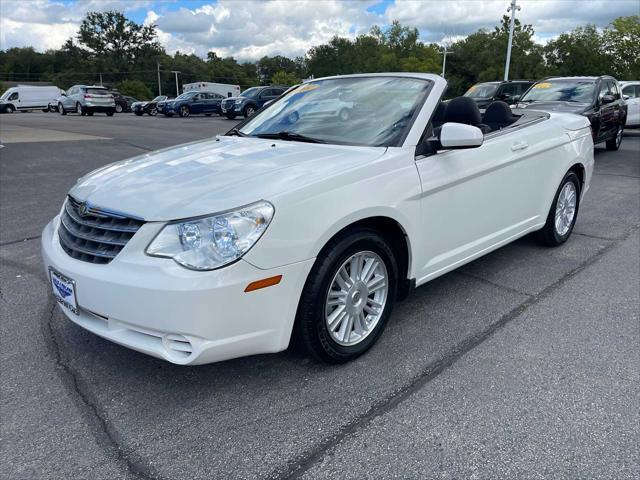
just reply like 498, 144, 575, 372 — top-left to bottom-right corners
58, 103, 66, 115
294, 228, 398, 363
606, 124, 623, 151
77, 103, 85, 116
115, 104, 123, 113
534, 171, 580, 247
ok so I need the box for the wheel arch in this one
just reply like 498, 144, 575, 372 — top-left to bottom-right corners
312, 214, 414, 300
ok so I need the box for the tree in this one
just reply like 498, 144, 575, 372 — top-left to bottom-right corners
603, 16, 640, 79
271, 70, 300, 86
544, 25, 610, 77
117, 79, 152, 100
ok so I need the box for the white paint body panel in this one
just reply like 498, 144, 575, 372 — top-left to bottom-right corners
620, 81, 640, 126
42, 73, 595, 365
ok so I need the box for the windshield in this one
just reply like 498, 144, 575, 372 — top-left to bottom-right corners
464, 83, 498, 98
520, 81, 595, 103
174, 93, 193, 100
240, 87, 261, 98
0, 90, 11, 100
238, 77, 431, 147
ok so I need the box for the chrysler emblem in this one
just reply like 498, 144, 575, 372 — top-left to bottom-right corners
78, 203, 89, 217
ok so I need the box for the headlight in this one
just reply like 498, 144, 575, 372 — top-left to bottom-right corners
234, 99, 243, 104
146, 201, 274, 270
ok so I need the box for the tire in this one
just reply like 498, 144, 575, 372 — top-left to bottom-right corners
205, 113, 212, 116
148, 107, 158, 116
293, 228, 398, 363
243, 105, 256, 118
6, 104, 14, 113
164, 113, 173, 117
115, 104, 123, 113
534, 171, 581, 247
58, 103, 66, 115
606, 124, 623, 151
106, 111, 113, 117
134, 111, 143, 116
77, 103, 85, 116
225, 113, 236, 120
179, 105, 190, 117
42, 108, 49, 113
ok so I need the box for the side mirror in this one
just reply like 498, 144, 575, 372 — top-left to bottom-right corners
510, 95, 520, 103
601, 94, 615, 104
439, 122, 484, 149
623, 95, 630, 101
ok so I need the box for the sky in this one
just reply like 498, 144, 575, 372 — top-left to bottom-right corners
1, 0, 638, 61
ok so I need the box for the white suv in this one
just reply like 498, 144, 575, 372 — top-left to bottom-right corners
58, 85, 116, 116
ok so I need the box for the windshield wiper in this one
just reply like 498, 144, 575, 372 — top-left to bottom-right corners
227, 128, 247, 137
253, 131, 326, 144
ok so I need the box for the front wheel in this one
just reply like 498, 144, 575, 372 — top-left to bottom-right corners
5, 104, 15, 113
534, 171, 581, 247
148, 107, 158, 116
179, 105, 190, 117
243, 105, 256, 118
606, 124, 623, 151
294, 229, 398, 363
58, 103, 66, 115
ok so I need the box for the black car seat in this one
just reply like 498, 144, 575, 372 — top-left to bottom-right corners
442, 96, 490, 133
483, 101, 517, 132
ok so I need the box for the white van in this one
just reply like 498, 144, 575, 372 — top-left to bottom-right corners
182, 82, 241, 98
0, 86, 63, 113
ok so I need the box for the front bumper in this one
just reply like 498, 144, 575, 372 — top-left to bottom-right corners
41, 217, 314, 365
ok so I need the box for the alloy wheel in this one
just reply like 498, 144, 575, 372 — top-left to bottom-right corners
554, 182, 577, 236
324, 251, 388, 346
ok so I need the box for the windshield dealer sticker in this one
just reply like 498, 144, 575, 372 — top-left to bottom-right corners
534, 82, 553, 89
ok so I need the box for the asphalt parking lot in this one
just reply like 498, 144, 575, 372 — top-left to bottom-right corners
1, 112, 639, 479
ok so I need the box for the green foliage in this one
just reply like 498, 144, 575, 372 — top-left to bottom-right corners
270, 70, 300, 86
117, 79, 152, 100
603, 16, 640, 79
0, 81, 6, 96
544, 25, 611, 77
306, 21, 440, 77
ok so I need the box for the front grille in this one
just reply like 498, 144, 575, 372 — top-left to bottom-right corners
58, 196, 144, 264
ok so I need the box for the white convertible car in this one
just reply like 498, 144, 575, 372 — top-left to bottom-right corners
42, 73, 594, 365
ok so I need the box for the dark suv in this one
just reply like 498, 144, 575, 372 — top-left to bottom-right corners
463, 80, 533, 108
516, 76, 627, 150
221, 86, 286, 119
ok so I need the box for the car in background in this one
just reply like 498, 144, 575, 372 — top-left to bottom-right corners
620, 81, 639, 127
0, 86, 62, 113
463, 80, 533, 108
108, 92, 137, 113
221, 86, 286, 119
516, 76, 627, 150
161, 91, 225, 117
57, 85, 116, 116
132, 96, 167, 116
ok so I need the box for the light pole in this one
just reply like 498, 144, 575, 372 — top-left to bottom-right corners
439, 45, 453, 78
504, 0, 521, 81
171, 71, 181, 96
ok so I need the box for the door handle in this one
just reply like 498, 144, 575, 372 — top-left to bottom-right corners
511, 141, 529, 151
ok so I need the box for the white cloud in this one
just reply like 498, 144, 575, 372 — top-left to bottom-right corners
1, 0, 637, 58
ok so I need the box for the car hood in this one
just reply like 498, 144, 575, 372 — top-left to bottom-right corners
132, 101, 147, 107
224, 96, 247, 102
70, 136, 386, 221
516, 101, 589, 114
